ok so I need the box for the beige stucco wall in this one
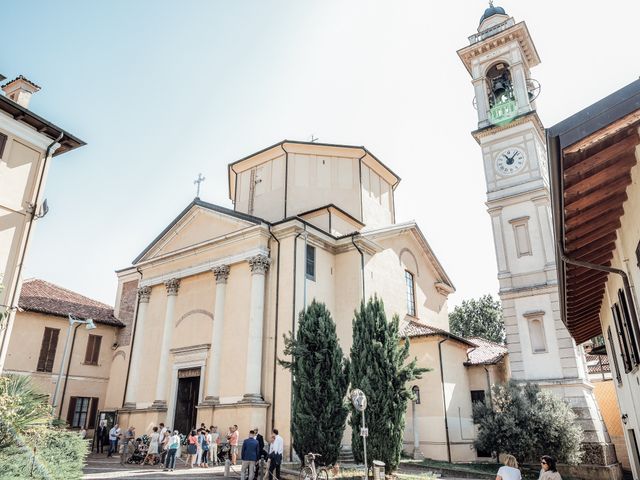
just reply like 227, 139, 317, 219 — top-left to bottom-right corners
4, 310, 118, 431
0, 123, 51, 372
404, 337, 477, 462
598, 156, 640, 477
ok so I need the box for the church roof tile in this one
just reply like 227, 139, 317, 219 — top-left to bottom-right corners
401, 320, 476, 347
464, 337, 508, 365
18, 279, 123, 327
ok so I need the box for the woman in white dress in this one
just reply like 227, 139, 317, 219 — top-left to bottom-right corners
145, 426, 161, 465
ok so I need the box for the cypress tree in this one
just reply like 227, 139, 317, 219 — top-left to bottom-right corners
279, 300, 349, 466
349, 295, 427, 473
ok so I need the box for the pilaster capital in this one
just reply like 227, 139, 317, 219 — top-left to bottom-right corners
487, 206, 503, 217
212, 265, 230, 284
248, 254, 271, 275
164, 278, 180, 296
137, 286, 152, 304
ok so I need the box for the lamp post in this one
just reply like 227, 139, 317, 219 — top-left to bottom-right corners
51, 315, 96, 415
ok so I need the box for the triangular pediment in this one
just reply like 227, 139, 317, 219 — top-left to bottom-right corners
134, 200, 263, 264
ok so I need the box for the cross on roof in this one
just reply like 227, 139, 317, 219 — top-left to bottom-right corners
194, 173, 206, 198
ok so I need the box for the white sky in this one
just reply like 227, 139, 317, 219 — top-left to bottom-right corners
6, 0, 640, 309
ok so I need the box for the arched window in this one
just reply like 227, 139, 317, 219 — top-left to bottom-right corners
405, 270, 416, 317
486, 62, 514, 108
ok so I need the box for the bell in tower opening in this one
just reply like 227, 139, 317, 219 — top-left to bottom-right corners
486, 62, 514, 107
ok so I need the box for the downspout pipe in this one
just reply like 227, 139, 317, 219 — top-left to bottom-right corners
289, 231, 303, 461
121, 267, 144, 407
1, 132, 64, 366
351, 235, 365, 301
438, 338, 452, 463
281, 144, 289, 219
268, 226, 281, 432
548, 135, 640, 344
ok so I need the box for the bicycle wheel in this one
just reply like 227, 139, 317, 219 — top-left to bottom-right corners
318, 468, 330, 480
299, 466, 314, 480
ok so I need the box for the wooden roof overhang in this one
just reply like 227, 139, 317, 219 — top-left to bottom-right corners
548, 79, 640, 344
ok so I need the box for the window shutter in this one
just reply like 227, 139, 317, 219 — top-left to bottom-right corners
84, 336, 94, 364
88, 397, 99, 429
618, 289, 639, 367
37, 328, 60, 373
613, 304, 632, 373
67, 397, 77, 426
91, 336, 102, 365
0, 133, 7, 158
608, 327, 622, 385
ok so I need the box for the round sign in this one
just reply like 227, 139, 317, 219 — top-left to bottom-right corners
350, 389, 367, 411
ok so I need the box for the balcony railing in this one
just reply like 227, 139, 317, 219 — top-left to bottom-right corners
468, 18, 515, 45
488, 99, 517, 125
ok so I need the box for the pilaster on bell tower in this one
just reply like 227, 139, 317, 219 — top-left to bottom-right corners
458, 5, 621, 478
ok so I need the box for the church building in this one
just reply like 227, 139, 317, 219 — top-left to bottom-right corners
102, 140, 501, 461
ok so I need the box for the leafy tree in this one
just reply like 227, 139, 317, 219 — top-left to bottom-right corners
349, 296, 427, 473
473, 380, 583, 464
449, 294, 505, 343
280, 300, 349, 466
0, 374, 88, 479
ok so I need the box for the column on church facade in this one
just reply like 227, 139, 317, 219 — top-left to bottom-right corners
124, 286, 151, 407
488, 207, 509, 275
243, 254, 270, 401
153, 278, 180, 406
204, 265, 230, 403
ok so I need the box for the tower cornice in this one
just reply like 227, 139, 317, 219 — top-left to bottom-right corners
471, 111, 545, 144
457, 20, 541, 75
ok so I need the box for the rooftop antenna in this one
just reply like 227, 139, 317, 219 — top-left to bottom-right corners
194, 173, 206, 198
310, 134, 319, 143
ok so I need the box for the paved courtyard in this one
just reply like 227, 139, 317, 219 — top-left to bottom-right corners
83, 453, 232, 479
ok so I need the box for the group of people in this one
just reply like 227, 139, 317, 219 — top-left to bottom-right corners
96, 421, 283, 478
496, 454, 562, 480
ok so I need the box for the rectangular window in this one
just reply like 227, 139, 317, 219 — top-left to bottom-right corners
306, 244, 316, 281
470, 390, 486, 404
607, 327, 623, 385
618, 289, 639, 368
68, 397, 91, 428
84, 335, 102, 365
405, 271, 416, 317
37, 327, 60, 372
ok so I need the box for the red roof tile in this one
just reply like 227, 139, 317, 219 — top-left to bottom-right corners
465, 337, 508, 365
18, 279, 123, 327
401, 320, 477, 347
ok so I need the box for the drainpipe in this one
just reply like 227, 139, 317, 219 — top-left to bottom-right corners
281, 144, 289, 219
358, 152, 366, 221
303, 225, 308, 310
1, 132, 63, 369
230, 164, 239, 209
57, 322, 82, 420
438, 338, 452, 463
121, 267, 144, 407
268, 226, 281, 432
351, 235, 365, 301
289, 230, 303, 461
548, 135, 640, 347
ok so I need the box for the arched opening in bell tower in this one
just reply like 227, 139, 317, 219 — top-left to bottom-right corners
486, 61, 514, 108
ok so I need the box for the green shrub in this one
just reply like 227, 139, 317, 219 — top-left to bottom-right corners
473, 380, 583, 464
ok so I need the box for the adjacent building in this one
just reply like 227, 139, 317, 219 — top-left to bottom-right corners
548, 78, 640, 479
0, 75, 85, 372
3, 279, 122, 437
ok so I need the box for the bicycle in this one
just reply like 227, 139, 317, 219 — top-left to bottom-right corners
299, 453, 330, 480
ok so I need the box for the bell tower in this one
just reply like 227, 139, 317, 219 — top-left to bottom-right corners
458, 4, 620, 477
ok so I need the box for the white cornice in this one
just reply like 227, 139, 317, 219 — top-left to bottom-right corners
138, 246, 269, 287
0, 111, 58, 153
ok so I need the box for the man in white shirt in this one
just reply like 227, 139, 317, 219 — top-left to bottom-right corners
268, 429, 284, 480
107, 424, 121, 457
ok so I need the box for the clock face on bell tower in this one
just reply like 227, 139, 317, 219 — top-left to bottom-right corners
495, 147, 526, 176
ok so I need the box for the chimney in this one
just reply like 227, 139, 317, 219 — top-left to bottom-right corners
1, 75, 41, 109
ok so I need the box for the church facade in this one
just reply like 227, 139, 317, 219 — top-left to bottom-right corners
104, 140, 494, 459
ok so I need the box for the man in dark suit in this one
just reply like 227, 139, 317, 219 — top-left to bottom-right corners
96, 422, 108, 453
241, 430, 260, 480
254, 427, 266, 478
